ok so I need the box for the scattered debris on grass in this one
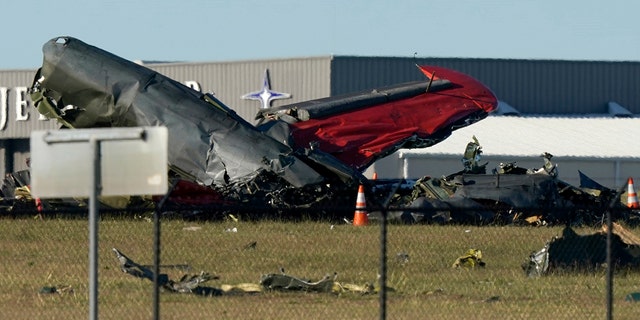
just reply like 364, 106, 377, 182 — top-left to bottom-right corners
396, 252, 410, 265
112, 248, 383, 296
452, 249, 486, 268
523, 222, 640, 277
38, 285, 73, 295
260, 269, 336, 293
625, 292, 640, 302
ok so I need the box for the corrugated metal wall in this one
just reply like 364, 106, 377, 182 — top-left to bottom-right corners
330, 57, 640, 114
148, 57, 332, 123
3, 56, 638, 136
1, 55, 638, 178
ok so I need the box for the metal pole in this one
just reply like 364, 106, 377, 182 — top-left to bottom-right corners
606, 208, 613, 320
605, 185, 625, 320
379, 208, 387, 320
153, 178, 178, 320
153, 207, 160, 320
89, 137, 101, 320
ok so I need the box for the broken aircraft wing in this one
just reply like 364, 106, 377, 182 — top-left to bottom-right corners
29, 36, 496, 196
257, 65, 498, 171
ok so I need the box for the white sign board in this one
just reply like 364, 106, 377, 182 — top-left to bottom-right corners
30, 127, 168, 198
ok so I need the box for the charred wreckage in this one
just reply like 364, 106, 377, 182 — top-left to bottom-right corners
0, 36, 635, 226
377, 137, 636, 226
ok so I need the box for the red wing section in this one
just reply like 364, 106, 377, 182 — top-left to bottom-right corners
288, 65, 498, 171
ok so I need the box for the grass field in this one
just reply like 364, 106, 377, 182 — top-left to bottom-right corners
2, 215, 640, 319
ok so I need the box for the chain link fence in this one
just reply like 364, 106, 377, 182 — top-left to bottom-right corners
3, 201, 640, 319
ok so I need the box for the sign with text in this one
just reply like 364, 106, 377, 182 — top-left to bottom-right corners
30, 127, 168, 198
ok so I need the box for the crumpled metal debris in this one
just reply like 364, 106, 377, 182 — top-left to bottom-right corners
392, 136, 629, 226
259, 268, 337, 293
23, 36, 498, 216
113, 248, 155, 280
260, 268, 386, 295
168, 272, 219, 293
522, 241, 551, 278
523, 223, 640, 277
112, 250, 379, 296
112, 248, 218, 294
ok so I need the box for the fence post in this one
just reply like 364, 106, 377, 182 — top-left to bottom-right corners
379, 208, 387, 320
153, 179, 178, 320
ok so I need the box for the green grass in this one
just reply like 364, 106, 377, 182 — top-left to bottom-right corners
2, 216, 640, 319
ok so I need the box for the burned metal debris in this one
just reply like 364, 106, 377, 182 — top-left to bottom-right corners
3, 131, 635, 228
112, 248, 380, 296
112, 248, 221, 295
22, 36, 497, 215
2, 36, 635, 226
523, 223, 640, 277
260, 269, 386, 295
371, 137, 634, 226
259, 269, 337, 293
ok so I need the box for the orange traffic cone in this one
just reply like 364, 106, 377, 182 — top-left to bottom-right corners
353, 185, 368, 226
627, 177, 639, 209
372, 172, 378, 180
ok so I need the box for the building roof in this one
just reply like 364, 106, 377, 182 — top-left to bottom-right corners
399, 115, 640, 159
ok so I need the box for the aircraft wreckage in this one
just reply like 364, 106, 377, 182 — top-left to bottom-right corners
374, 136, 637, 226
1, 36, 635, 225
2, 36, 496, 215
